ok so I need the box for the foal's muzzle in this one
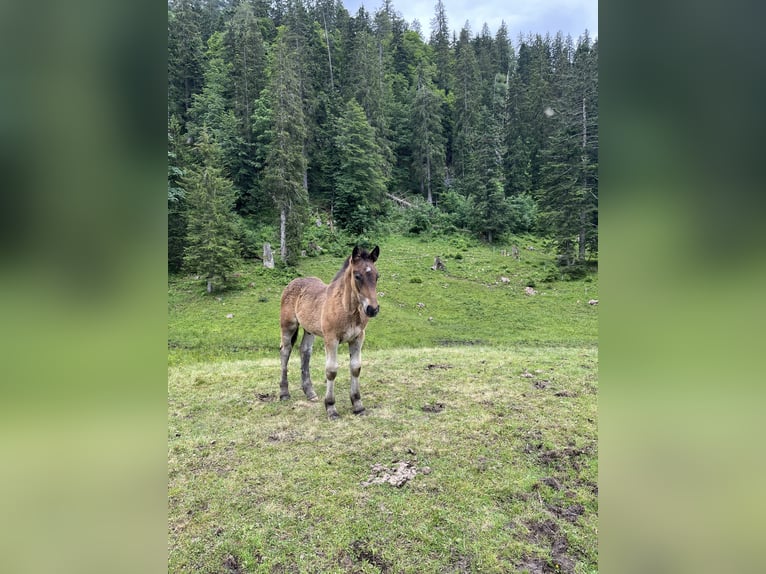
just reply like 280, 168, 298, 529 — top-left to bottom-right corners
365, 305, 380, 318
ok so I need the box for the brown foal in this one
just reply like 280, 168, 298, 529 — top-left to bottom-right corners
279, 246, 380, 418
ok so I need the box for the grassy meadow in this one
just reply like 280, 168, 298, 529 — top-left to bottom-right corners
168, 234, 598, 573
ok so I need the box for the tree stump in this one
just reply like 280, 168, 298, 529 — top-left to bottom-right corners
263, 243, 275, 269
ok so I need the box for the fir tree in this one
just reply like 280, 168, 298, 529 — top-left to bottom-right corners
538, 34, 598, 264
453, 25, 480, 181
223, 1, 267, 211
430, 0, 452, 95
182, 131, 241, 293
257, 25, 309, 264
168, 115, 188, 273
187, 31, 241, 185
333, 99, 388, 235
410, 61, 446, 204
470, 107, 509, 243
168, 0, 205, 122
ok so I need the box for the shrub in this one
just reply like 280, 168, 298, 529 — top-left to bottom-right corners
561, 264, 588, 281
507, 193, 538, 233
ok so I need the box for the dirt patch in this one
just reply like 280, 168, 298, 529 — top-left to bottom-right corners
517, 553, 574, 574
523, 440, 544, 455
497, 491, 532, 505
527, 517, 559, 544
537, 476, 563, 491
348, 539, 391, 573
441, 550, 471, 573
426, 363, 453, 370
539, 446, 590, 470
223, 553, 242, 573
546, 502, 585, 523
361, 461, 431, 488
520, 518, 575, 573
422, 402, 446, 413
256, 392, 276, 402
554, 390, 576, 397
517, 555, 549, 573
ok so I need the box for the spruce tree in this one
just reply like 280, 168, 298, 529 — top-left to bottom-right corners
410, 61, 446, 204
538, 34, 598, 265
257, 25, 309, 264
333, 99, 387, 235
182, 131, 241, 293
430, 0, 452, 95
452, 25, 481, 181
187, 30, 241, 187
168, 0, 205, 122
519, 34, 555, 192
223, 1, 267, 211
471, 107, 509, 242
168, 115, 188, 273
494, 21, 513, 80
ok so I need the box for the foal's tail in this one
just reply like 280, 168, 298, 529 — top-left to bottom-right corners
291, 330, 298, 346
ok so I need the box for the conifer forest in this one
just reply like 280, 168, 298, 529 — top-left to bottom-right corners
168, 0, 598, 285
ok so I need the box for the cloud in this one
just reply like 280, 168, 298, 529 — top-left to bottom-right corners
344, 0, 597, 40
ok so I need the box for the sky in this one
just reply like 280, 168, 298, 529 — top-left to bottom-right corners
342, 0, 598, 42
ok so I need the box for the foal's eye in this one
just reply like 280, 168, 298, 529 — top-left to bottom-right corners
354, 273, 363, 282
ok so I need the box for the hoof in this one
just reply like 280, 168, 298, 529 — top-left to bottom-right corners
307, 393, 319, 402
353, 408, 367, 416
279, 394, 290, 401
327, 410, 340, 420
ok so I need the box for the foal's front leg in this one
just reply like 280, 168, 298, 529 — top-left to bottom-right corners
324, 338, 340, 419
349, 336, 365, 414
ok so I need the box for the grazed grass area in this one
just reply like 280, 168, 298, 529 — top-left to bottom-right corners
168, 346, 597, 573
169, 234, 597, 572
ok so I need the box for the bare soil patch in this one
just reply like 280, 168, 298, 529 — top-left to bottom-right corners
422, 402, 446, 413
519, 518, 575, 573
348, 539, 391, 573
361, 461, 431, 488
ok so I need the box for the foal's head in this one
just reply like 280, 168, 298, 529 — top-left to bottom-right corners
349, 245, 380, 318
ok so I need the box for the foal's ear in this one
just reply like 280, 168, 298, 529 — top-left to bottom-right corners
352, 245, 361, 261
370, 246, 380, 262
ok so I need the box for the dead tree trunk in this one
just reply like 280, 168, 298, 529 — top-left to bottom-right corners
263, 243, 275, 269
279, 206, 287, 262
385, 193, 414, 208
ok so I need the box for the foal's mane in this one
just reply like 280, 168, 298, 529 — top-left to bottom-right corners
331, 257, 351, 283
331, 248, 374, 283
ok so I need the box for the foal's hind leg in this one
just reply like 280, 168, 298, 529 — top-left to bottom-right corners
299, 331, 318, 401
279, 324, 298, 400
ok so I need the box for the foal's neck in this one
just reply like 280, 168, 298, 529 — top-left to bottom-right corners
336, 264, 362, 316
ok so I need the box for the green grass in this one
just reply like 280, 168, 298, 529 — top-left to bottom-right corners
168, 234, 598, 573
168, 234, 598, 364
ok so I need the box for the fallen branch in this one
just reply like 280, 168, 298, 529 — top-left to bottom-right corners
385, 193, 414, 208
